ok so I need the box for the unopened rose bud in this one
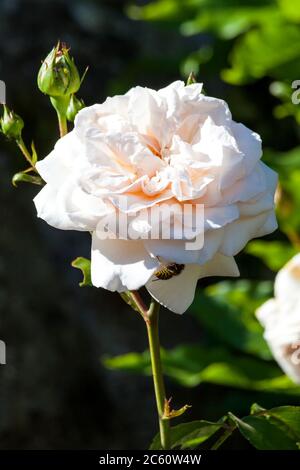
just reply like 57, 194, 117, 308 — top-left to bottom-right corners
0, 105, 24, 140
37, 42, 80, 98
66, 94, 85, 122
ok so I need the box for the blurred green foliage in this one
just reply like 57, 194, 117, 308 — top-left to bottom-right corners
104, 343, 300, 394
128, 0, 300, 116
7, 0, 299, 450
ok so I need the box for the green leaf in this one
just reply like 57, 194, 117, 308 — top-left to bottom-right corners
278, 0, 300, 23
128, 0, 276, 26
269, 82, 300, 123
12, 172, 43, 187
263, 147, 300, 174
127, 0, 188, 22
250, 403, 266, 415
229, 411, 300, 450
181, 5, 279, 40
246, 241, 298, 271
103, 350, 152, 374
103, 344, 300, 395
71, 257, 92, 287
265, 406, 300, 441
150, 419, 223, 450
190, 281, 272, 359
149, 406, 300, 450
222, 23, 300, 84
263, 147, 300, 234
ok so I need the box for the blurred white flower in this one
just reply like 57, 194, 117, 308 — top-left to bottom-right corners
34, 81, 277, 313
257, 254, 300, 384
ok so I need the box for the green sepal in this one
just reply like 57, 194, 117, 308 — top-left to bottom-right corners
186, 71, 197, 85
71, 257, 92, 287
12, 172, 43, 187
119, 291, 140, 313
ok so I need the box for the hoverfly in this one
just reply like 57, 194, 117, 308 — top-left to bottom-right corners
153, 260, 185, 281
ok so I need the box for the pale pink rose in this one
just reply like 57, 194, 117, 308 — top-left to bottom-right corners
257, 254, 300, 384
34, 81, 277, 313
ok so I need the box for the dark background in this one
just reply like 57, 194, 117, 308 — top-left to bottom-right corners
0, 0, 298, 449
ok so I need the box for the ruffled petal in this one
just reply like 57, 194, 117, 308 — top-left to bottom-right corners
36, 131, 85, 186
34, 179, 110, 231
126, 85, 170, 146
221, 161, 267, 205
231, 122, 262, 174
34, 184, 79, 230
196, 116, 245, 191
91, 235, 159, 292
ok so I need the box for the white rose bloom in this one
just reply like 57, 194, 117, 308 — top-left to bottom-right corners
256, 254, 300, 384
34, 81, 277, 314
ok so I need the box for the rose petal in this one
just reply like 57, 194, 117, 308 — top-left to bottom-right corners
146, 264, 202, 314
34, 179, 110, 231
231, 122, 262, 174
91, 235, 159, 291
219, 211, 271, 256
36, 131, 84, 186
146, 254, 239, 314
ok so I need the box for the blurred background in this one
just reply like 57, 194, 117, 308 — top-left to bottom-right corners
1, 0, 300, 450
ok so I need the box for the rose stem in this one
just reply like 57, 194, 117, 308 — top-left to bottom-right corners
147, 300, 171, 449
57, 112, 68, 137
50, 96, 69, 138
130, 291, 171, 449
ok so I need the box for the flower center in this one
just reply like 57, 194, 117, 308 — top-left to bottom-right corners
147, 143, 161, 158
147, 143, 170, 161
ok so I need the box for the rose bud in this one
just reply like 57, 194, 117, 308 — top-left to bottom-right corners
66, 94, 85, 122
37, 42, 80, 98
256, 254, 300, 384
0, 105, 24, 140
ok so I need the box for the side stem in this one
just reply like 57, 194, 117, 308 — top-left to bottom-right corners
16, 137, 34, 168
